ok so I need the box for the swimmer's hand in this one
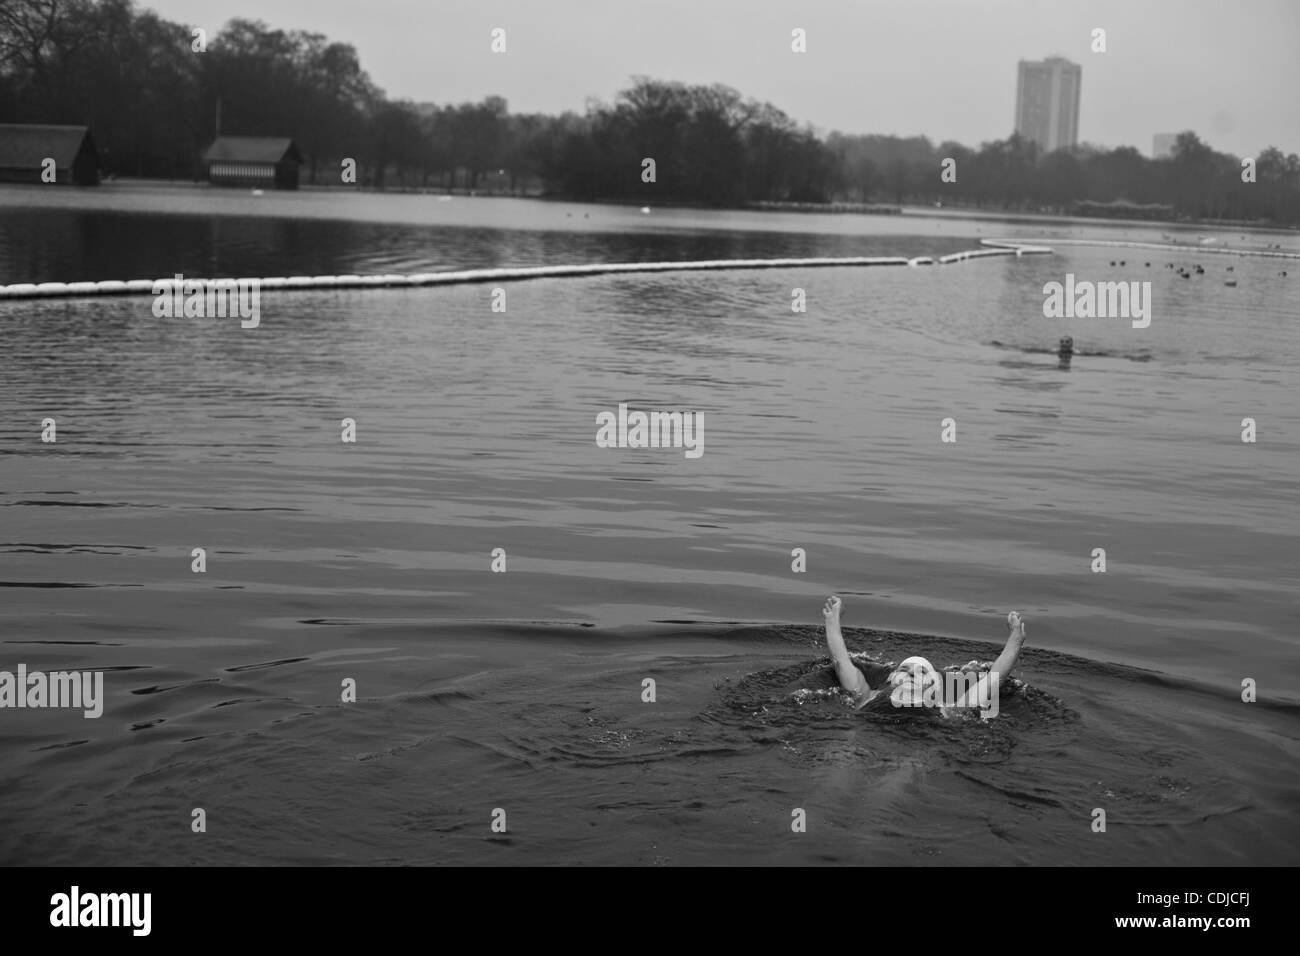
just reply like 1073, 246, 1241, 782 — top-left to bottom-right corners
823, 595, 842, 619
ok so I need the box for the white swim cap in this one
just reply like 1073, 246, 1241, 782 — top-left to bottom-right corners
890, 656, 941, 706
892, 656, 939, 684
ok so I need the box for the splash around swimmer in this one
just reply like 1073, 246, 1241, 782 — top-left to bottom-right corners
820, 595, 1028, 719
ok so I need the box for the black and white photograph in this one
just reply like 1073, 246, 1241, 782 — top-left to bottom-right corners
0, 0, 1296, 910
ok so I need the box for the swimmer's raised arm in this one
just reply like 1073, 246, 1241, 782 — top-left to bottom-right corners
953, 611, 1027, 712
823, 596, 871, 703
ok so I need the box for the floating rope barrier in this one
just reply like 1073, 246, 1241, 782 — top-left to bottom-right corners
0, 239, 1054, 301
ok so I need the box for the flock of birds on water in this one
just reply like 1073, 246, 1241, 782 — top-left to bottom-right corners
1106, 257, 1287, 286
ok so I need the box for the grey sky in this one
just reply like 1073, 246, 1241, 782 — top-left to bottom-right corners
147, 0, 1299, 156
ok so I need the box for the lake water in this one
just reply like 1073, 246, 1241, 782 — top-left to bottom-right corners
1, 184, 1298, 865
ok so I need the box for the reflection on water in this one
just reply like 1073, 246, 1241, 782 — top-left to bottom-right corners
0, 197, 984, 284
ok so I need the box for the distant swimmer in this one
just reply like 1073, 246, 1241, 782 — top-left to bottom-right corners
820, 595, 1028, 718
987, 337, 1075, 367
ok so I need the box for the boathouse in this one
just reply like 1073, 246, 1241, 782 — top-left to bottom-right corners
203, 136, 302, 190
0, 125, 100, 185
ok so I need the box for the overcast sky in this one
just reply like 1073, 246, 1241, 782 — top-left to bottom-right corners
145, 0, 1300, 156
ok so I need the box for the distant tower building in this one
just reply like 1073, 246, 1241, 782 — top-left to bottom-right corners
1152, 133, 1178, 159
1014, 57, 1082, 153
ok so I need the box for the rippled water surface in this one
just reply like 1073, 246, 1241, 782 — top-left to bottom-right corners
1, 185, 1298, 865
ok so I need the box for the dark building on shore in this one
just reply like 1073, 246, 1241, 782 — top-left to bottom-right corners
203, 136, 303, 189
0, 125, 100, 185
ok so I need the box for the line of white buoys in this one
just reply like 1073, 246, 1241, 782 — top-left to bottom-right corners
998, 237, 1300, 260
938, 239, 1054, 263
0, 240, 1054, 301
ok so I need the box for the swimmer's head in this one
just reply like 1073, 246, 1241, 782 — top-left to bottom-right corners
1059, 335, 1074, 356
888, 656, 940, 706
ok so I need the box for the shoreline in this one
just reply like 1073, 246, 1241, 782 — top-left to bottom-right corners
1, 179, 1296, 237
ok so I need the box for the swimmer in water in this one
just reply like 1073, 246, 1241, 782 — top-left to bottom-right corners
820, 595, 1027, 717
1058, 335, 1074, 368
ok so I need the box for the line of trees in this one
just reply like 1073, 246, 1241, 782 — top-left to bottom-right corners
832, 130, 1300, 224
2, 0, 1298, 223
